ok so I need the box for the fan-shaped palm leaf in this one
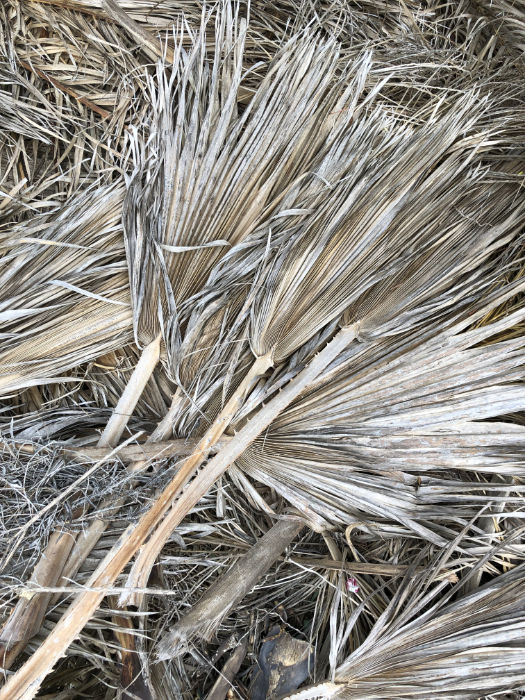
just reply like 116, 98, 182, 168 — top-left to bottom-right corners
286, 562, 525, 699
123, 69, 525, 598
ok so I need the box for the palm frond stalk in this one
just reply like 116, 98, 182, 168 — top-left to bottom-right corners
157, 515, 305, 659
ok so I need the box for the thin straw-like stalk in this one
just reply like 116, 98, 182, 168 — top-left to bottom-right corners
97, 334, 162, 449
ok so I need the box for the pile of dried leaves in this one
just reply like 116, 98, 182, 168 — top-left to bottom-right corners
1, 1, 525, 698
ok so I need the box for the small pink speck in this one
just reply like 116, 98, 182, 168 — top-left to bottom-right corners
346, 576, 359, 594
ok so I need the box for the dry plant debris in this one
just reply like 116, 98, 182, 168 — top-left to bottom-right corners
1, 1, 525, 698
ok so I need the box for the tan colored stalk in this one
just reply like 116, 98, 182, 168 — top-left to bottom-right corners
98, 334, 162, 449
18, 60, 111, 120
157, 516, 304, 659
1, 324, 357, 700
102, 0, 175, 64
56, 438, 205, 463
1, 436, 232, 465
289, 558, 457, 581
0, 531, 75, 670
206, 638, 248, 700
55, 391, 182, 690
120, 350, 274, 606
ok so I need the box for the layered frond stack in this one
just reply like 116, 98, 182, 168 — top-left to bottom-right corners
0, 1, 525, 699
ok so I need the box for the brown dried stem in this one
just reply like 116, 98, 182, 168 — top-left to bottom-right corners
157, 516, 304, 660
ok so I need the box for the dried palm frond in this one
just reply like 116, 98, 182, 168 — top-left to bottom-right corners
287, 560, 525, 699
237, 283, 525, 537
123, 60, 525, 594
2, 0, 525, 697
104, 6, 348, 443
0, 184, 132, 395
